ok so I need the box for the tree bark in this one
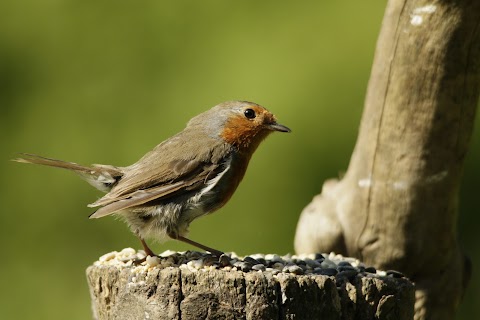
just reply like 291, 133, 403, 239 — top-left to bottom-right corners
294, 1, 480, 319
86, 259, 414, 320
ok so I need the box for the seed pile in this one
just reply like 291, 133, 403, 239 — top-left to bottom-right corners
94, 248, 405, 280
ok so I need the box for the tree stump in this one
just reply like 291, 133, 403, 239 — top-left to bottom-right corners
86, 248, 415, 320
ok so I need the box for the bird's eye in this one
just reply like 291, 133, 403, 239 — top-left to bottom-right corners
244, 108, 256, 119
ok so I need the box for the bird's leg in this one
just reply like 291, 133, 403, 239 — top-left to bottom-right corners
176, 235, 224, 257
132, 238, 156, 265
140, 238, 156, 257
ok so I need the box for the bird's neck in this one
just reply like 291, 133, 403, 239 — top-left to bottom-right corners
222, 128, 272, 155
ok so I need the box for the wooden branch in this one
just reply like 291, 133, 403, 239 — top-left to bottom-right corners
294, 0, 480, 319
86, 249, 414, 320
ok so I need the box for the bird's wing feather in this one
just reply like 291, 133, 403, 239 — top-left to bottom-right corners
88, 162, 221, 218
88, 131, 231, 216
89, 181, 185, 218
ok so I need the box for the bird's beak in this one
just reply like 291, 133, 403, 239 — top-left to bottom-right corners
268, 122, 291, 133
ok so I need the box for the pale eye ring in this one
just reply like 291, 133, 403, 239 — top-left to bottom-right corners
244, 108, 256, 119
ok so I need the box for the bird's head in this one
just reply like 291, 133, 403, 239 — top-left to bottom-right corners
188, 101, 290, 151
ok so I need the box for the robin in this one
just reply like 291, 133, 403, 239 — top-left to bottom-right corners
14, 101, 290, 256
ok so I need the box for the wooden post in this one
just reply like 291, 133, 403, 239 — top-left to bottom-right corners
86, 249, 414, 320
294, 0, 480, 319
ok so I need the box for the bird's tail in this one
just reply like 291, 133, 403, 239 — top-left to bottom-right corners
12, 153, 123, 192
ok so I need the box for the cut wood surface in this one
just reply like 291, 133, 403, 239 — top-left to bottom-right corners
86, 249, 414, 320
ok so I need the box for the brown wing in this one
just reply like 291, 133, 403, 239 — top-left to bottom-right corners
89, 180, 184, 218
88, 130, 231, 217
88, 161, 222, 218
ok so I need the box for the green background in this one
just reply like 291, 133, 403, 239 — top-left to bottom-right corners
1, 1, 478, 319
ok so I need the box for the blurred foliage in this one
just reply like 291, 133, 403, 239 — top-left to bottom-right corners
0, 1, 478, 319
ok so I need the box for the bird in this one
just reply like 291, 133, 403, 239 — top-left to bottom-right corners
13, 101, 291, 257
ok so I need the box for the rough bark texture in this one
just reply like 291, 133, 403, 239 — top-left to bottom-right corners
86, 264, 415, 320
294, 1, 480, 319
